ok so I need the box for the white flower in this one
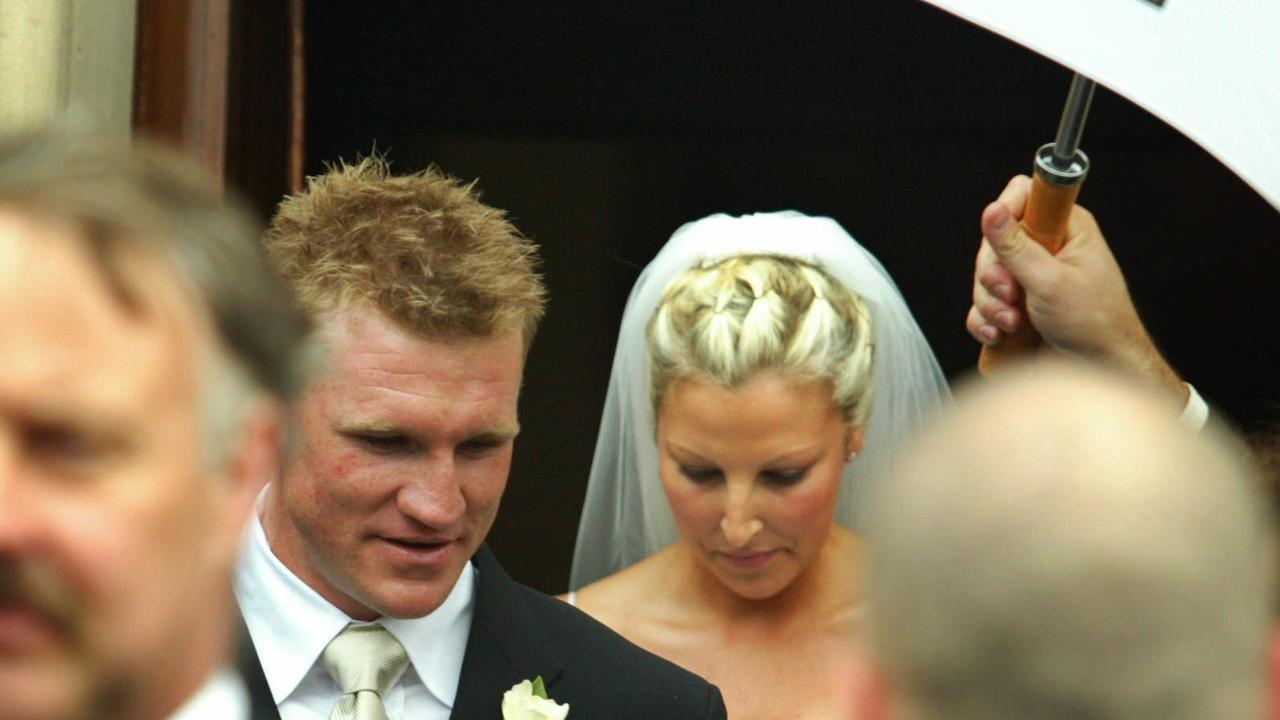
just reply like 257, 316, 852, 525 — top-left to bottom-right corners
502, 678, 570, 720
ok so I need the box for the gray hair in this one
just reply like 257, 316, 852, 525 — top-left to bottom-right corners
867, 362, 1275, 720
0, 130, 310, 464
647, 254, 874, 427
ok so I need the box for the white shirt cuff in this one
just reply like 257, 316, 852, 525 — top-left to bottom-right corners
1179, 382, 1209, 430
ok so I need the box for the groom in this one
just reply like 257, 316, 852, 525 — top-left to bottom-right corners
234, 157, 726, 718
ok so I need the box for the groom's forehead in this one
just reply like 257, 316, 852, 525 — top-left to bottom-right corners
319, 314, 525, 390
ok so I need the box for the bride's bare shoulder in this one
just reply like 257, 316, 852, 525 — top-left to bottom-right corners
564, 548, 679, 628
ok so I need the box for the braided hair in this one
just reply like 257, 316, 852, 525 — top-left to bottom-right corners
647, 254, 875, 428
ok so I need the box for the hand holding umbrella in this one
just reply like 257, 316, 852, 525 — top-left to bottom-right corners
920, 0, 1280, 374
968, 175, 1188, 402
977, 74, 1095, 372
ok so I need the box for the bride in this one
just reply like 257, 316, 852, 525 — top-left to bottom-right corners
566, 211, 949, 719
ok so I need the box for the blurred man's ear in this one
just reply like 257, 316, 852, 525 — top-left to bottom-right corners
212, 397, 284, 564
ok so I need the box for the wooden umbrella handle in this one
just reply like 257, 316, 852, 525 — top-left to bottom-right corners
976, 173, 1081, 374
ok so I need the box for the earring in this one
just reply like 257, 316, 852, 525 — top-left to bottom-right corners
846, 451, 858, 463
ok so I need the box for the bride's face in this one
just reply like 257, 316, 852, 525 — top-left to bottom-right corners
657, 370, 862, 600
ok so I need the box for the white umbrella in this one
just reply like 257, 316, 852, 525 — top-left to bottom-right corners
919, 0, 1280, 369
920, 0, 1280, 211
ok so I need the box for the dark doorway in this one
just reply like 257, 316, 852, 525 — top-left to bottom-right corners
306, 1, 1280, 592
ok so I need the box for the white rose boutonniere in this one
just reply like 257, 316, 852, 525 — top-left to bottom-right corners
502, 676, 569, 720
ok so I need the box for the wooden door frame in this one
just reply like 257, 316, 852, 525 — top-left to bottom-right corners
133, 0, 304, 212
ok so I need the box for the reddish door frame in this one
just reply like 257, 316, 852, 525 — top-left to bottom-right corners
133, 0, 304, 211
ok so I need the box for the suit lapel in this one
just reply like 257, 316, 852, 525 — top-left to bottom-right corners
450, 545, 564, 719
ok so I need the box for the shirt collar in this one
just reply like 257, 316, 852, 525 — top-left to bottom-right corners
382, 560, 475, 708
166, 668, 249, 720
234, 488, 476, 708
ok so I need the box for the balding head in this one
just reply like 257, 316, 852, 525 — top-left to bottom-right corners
867, 361, 1274, 720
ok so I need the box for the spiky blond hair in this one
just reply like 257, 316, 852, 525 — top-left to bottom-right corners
264, 156, 546, 347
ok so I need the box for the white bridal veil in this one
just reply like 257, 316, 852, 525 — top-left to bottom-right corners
569, 211, 950, 590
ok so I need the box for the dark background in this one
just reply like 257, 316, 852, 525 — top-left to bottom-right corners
305, 1, 1280, 593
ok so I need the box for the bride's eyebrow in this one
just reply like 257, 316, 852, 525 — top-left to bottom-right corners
664, 442, 713, 463
763, 448, 824, 465
663, 443, 824, 467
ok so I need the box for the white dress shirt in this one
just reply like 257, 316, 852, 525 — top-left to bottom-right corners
1181, 382, 1209, 430
167, 668, 250, 720
234, 507, 476, 720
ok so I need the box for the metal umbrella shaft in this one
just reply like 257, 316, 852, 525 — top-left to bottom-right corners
1051, 74, 1096, 172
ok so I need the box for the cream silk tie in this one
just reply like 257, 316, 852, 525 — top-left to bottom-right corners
322, 623, 411, 720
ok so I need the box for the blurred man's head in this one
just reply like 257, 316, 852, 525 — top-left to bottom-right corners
259, 157, 546, 620
0, 132, 308, 720
866, 361, 1275, 720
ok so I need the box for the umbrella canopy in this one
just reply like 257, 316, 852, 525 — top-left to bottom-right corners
919, 0, 1280, 211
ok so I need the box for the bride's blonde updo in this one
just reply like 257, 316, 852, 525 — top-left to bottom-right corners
647, 254, 875, 428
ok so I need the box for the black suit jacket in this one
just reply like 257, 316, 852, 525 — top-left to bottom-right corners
235, 618, 283, 720
451, 545, 726, 719
235, 545, 727, 719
